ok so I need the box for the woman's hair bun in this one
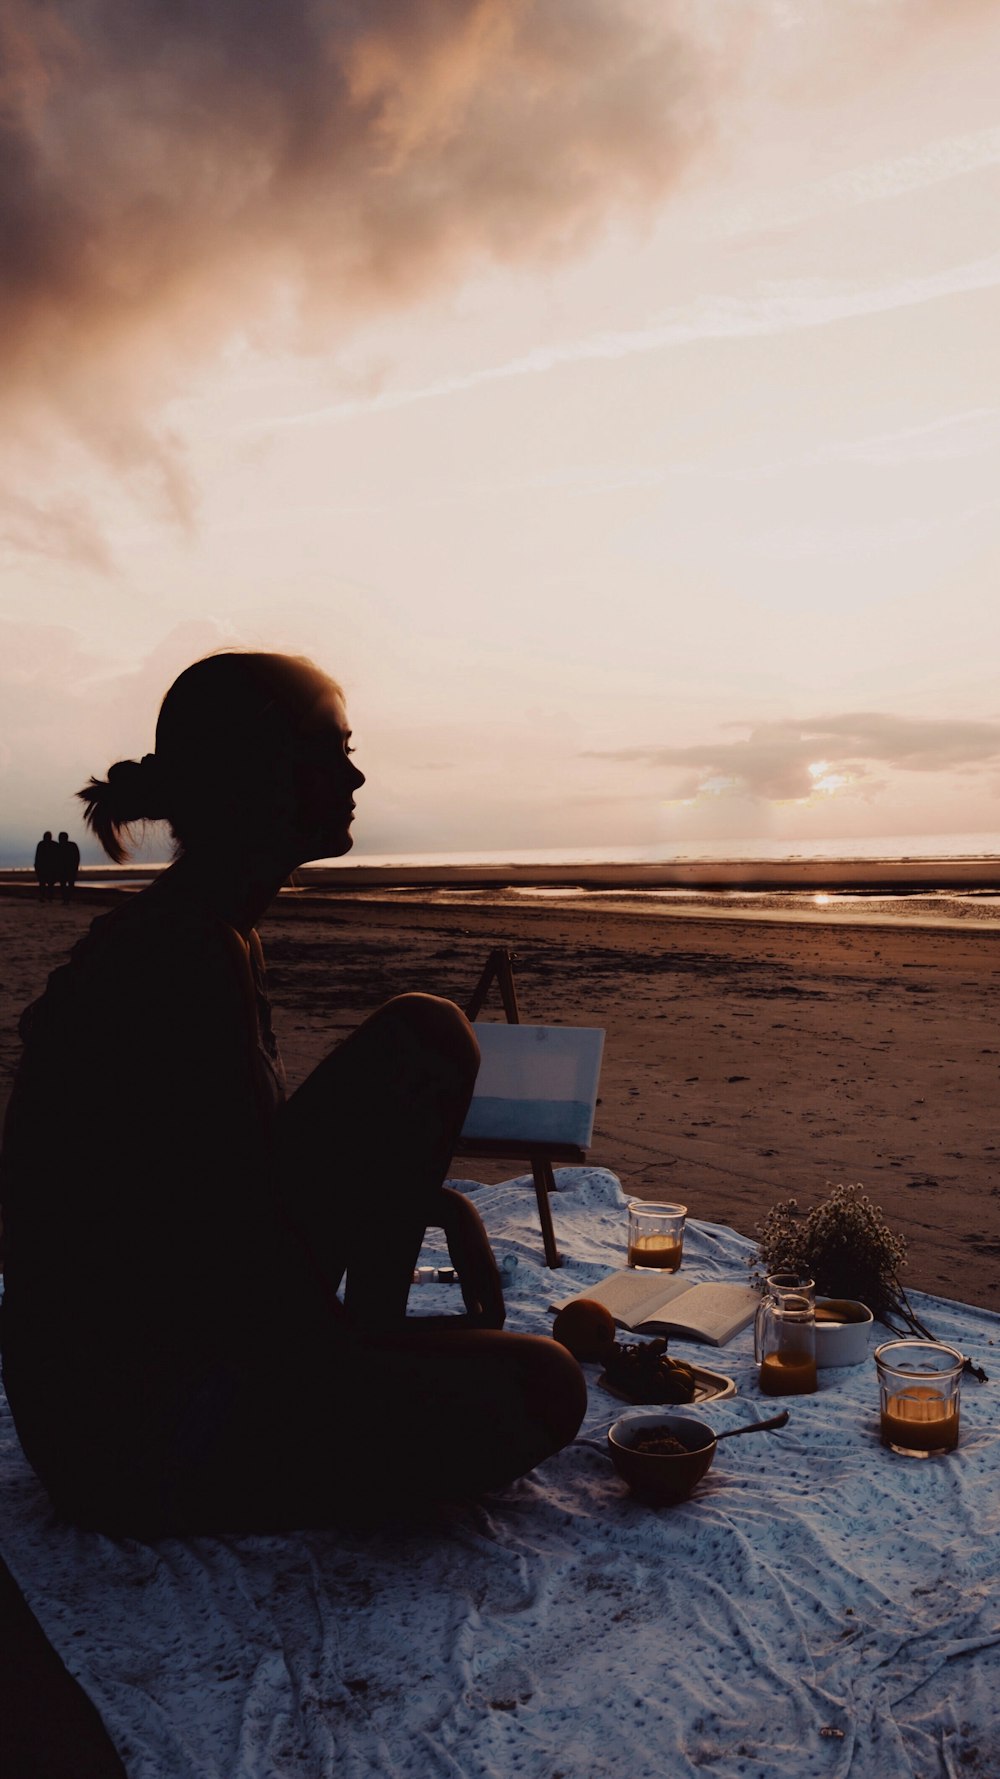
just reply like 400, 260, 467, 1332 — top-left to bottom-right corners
77, 754, 169, 863
107, 754, 164, 802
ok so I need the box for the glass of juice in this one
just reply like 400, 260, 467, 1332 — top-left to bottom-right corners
874, 1339, 964, 1457
627, 1201, 687, 1271
754, 1273, 817, 1396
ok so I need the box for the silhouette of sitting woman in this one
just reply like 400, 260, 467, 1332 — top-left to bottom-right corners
0, 653, 585, 1534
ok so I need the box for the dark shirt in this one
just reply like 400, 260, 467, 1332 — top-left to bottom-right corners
0, 883, 321, 1512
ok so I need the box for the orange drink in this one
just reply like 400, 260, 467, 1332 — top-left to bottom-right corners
627, 1233, 683, 1272
754, 1273, 818, 1397
626, 1202, 687, 1271
759, 1351, 819, 1396
881, 1389, 959, 1454
874, 1340, 963, 1458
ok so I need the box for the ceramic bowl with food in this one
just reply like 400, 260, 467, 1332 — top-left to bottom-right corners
814, 1298, 874, 1368
607, 1411, 716, 1502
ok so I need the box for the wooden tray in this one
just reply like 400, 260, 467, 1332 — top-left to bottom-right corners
597, 1363, 737, 1407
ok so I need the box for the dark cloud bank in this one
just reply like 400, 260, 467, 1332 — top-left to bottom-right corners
1, 0, 716, 492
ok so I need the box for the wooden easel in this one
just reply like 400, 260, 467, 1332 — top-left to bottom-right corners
454, 948, 572, 1268
465, 946, 523, 1024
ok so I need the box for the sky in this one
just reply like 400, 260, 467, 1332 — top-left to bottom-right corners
3, 0, 1000, 864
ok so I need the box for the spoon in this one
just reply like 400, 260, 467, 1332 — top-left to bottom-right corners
714, 1410, 789, 1441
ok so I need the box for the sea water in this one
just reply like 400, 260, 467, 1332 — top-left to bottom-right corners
14, 830, 1000, 928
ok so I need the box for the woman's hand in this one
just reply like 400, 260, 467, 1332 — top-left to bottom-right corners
435, 1187, 506, 1329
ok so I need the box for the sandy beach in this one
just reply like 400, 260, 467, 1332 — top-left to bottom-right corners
2, 887, 997, 1312
2, 884, 999, 1777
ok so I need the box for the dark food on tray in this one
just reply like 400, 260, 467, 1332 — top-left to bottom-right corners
602, 1337, 698, 1404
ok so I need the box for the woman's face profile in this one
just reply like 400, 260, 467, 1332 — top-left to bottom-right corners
286, 681, 365, 864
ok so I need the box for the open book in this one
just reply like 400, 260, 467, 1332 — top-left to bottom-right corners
552, 1270, 759, 1348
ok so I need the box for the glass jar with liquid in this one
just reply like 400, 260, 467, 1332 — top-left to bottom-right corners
754, 1272, 818, 1396
626, 1201, 687, 1272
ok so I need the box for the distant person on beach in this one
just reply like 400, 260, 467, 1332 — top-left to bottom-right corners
56, 832, 80, 903
33, 831, 58, 902
0, 651, 585, 1535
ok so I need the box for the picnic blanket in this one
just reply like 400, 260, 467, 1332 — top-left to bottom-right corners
2, 1168, 999, 1779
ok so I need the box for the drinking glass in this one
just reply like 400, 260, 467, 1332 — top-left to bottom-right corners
626, 1201, 687, 1272
874, 1339, 963, 1456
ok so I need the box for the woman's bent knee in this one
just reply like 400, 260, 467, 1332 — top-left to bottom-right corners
517, 1334, 587, 1452
381, 992, 478, 1048
351, 1326, 586, 1488
372, 993, 480, 1084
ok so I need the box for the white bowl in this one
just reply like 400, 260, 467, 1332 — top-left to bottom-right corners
814, 1298, 874, 1368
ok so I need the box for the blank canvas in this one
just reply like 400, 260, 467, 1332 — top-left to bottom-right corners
460, 1023, 605, 1148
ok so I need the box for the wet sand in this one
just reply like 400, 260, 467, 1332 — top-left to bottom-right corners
2, 888, 998, 1311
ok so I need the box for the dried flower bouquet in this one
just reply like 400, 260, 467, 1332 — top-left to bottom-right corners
753, 1183, 987, 1380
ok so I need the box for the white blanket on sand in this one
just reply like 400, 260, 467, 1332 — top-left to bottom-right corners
2, 1169, 999, 1779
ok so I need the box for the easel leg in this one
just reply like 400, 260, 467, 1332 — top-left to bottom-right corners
465, 948, 565, 1267
531, 1157, 562, 1268
465, 948, 521, 1023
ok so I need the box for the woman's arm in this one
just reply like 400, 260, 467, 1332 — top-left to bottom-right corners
428, 1187, 506, 1330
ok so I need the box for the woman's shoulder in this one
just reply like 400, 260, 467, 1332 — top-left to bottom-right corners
71, 891, 250, 987
91, 888, 249, 965
19, 890, 254, 1049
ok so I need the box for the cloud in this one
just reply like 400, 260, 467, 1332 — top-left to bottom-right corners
591, 713, 1000, 803
717, 123, 1000, 239
264, 250, 1000, 432
0, 0, 718, 491
5, 0, 995, 557
0, 486, 116, 574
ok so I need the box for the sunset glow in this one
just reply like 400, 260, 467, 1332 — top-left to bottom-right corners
3, 2, 1000, 863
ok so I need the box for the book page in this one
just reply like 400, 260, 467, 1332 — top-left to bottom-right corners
551, 1272, 758, 1346
654, 1282, 759, 1347
551, 1269, 693, 1326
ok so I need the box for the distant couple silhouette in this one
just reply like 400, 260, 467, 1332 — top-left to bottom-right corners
32, 830, 79, 903
1, 652, 584, 1535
